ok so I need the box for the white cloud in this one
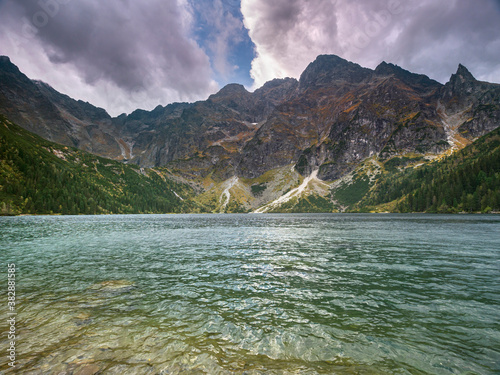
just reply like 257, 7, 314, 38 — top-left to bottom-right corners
241, 0, 500, 88
241, 0, 339, 87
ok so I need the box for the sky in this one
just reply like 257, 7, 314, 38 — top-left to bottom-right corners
0, 0, 499, 117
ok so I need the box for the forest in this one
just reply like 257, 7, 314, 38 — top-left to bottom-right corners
0, 116, 197, 215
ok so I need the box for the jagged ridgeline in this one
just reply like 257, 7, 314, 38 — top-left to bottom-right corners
0, 116, 200, 215
1, 54, 500, 214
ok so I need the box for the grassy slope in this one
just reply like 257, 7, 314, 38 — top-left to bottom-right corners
0, 116, 202, 215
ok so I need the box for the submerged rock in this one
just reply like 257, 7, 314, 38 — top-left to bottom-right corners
88, 280, 135, 293
73, 364, 101, 375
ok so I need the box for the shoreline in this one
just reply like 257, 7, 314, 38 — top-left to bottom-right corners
2, 211, 499, 217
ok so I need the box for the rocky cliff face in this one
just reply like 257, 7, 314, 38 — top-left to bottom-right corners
1, 54, 499, 187
440, 64, 500, 140
237, 56, 447, 180
118, 78, 298, 180
237, 56, 500, 181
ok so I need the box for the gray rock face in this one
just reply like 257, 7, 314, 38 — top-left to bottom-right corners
299, 54, 373, 89
1, 54, 499, 183
237, 58, 500, 180
238, 57, 446, 180
441, 64, 500, 139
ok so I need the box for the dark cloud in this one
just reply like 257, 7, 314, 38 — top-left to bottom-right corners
0, 0, 218, 115
19, 0, 213, 92
1, 0, 498, 115
387, 0, 500, 83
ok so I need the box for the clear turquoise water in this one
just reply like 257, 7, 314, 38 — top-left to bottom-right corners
0, 214, 499, 374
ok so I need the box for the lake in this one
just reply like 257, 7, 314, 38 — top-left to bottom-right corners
0, 214, 499, 374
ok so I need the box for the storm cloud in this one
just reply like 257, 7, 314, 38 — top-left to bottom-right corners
0, 0, 218, 115
242, 0, 500, 88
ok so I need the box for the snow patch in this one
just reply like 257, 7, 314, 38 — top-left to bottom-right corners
220, 176, 239, 211
172, 191, 184, 201
254, 170, 321, 213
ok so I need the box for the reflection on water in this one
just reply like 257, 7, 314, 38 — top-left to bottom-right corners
0, 214, 499, 374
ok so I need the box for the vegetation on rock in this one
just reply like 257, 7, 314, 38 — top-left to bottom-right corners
352, 127, 500, 213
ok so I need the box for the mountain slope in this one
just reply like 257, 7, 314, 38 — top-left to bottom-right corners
242, 56, 500, 183
350, 126, 500, 213
267, 127, 500, 214
0, 116, 198, 215
0, 56, 127, 160
1, 54, 500, 213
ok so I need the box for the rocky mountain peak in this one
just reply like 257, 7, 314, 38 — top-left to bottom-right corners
0, 56, 15, 70
443, 63, 480, 106
209, 83, 249, 100
374, 61, 416, 78
375, 61, 396, 74
455, 64, 476, 82
446, 63, 476, 90
375, 61, 441, 92
0, 55, 31, 84
0, 55, 12, 66
299, 54, 372, 89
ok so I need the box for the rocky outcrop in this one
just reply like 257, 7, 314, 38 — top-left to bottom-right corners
238, 56, 499, 181
238, 56, 449, 180
440, 64, 500, 139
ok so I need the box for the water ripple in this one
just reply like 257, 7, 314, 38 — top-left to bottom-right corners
1, 214, 499, 374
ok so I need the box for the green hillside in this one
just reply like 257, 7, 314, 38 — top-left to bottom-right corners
352, 127, 500, 213
0, 116, 200, 215
1, 112, 499, 215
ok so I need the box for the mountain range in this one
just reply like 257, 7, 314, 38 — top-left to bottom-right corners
1, 54, 499, 213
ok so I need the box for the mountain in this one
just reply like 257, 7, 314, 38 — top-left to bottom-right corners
1, 54, 499, 213
238, 56, 446, 180
0, 115, 199, 215
440, 64, 500, 140
0, 56, 134, 164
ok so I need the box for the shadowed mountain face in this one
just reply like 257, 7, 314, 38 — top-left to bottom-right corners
1, 55, 499, 182
0, 56, 122, 159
